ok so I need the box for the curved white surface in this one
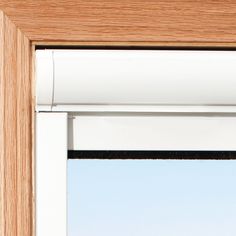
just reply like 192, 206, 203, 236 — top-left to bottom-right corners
36, 50, 54, 110
36, 49, 236, 110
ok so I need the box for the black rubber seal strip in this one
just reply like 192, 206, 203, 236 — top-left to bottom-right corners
68, 151, 236, 160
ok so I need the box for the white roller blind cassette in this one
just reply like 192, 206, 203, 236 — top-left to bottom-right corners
36, 49, 236, 150
36, 49, 236, 112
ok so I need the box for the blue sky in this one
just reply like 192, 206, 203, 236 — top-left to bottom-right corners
68, 160, 236, 236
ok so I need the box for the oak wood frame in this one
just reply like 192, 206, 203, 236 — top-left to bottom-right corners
0, 12, 32, 236
1, 1, 236, 234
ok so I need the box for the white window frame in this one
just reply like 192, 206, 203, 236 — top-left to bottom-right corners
36, 110, 236, 236
36, 112, 67, 236
35, 47, 236, 236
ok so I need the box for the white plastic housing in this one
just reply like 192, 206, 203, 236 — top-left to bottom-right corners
36, 49, 236, 111
68, 114, 236, 150
36, 50, 54, 111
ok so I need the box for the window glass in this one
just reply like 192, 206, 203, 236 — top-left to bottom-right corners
68, 160, 236, 236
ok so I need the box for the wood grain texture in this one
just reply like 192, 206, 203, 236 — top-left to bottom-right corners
16, 28, 32, 236
1, 0, 236, 43
0, 1, 236, 236
0, 11, 32, 236
0, 11, 5, 236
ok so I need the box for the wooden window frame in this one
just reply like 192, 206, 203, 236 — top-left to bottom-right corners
1, 2, 236, 235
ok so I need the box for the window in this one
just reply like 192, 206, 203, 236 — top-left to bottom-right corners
36, 113, 236, 236
36, 49, 236, 236
68, 159, 236, 236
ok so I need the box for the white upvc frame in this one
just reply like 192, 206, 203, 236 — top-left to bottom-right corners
36, 112, 68, 236
36, 110, 236, 236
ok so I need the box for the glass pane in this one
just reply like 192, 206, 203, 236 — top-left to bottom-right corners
68, 160, 236, 236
